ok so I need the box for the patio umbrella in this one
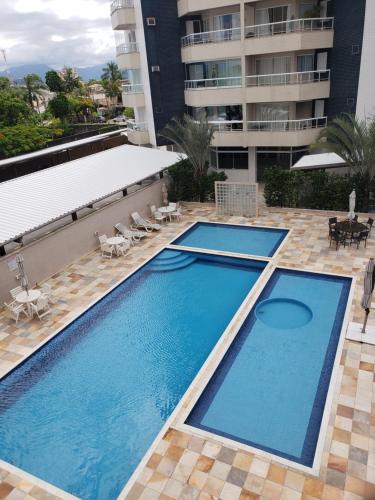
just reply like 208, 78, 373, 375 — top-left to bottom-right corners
16, 253, 29, 295
161, 183, 168, 205
361, 258, 375, 333
348, 189, 356, 220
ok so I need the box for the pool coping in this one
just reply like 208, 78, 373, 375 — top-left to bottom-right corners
0, 226, 275, 500
0, 222, 355, 499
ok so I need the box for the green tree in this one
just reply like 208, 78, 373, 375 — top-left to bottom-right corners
0, 90, 33, 126
48, 93, 71, 122
61, 67, 81, 93
23, 73, 46, 111
124, 107, 135, 119
160, 114, 215, 201
313, 113, 375, 211
0, 77, 11, 91
101, 61, 122, 102
0, 125, 60, 158
45, 70, 64, 92
67, 95, 95, 122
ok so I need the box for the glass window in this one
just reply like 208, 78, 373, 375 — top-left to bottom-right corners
186, 59, 241, 86
213, 147, 248, 169
297, 54, 314, 72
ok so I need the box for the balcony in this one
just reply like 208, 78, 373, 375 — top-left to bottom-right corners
126, 120, 150, 145
116, 42, 140, 69
181, 27, 241, 63
209, 117, 327, 147
122, 84, 145, 107
244, 17, 334, 55
184, 76, 242, 106
178, 0, 239, 17
111, 0, 136, 30
245, 70, 330, 102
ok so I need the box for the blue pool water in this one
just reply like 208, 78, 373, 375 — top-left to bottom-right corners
0, 249, 265, 499
187, 269, 351, 466
172, 222, 288, 257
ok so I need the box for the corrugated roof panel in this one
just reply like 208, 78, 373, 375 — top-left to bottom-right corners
0, 145, 181, 245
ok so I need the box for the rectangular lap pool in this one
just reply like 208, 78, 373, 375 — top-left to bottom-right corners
172, 222, 288, 257
186, 268, 352, 467
0, 249, 266, 499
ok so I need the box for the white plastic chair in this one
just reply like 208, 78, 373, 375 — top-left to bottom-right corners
114, 223, 147, 244
98, 234, 108, 244
131, 212, 161, 232
170, 207, 182, 221
40, 283, 55, 304
10, 286, 23, 300
101, 242, 114, 259
150, 205, 167, 224
115, 239, 130, 256
30, 294, 50, 320
4, 301, 29, 323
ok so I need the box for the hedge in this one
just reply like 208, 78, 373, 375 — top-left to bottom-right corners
263, 167, 370, 212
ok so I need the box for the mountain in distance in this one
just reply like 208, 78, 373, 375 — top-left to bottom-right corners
0, 63, 107, 82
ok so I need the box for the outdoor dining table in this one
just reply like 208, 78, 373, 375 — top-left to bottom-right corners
106, 236, 128, 256
336, 220, 367, 235
158, 206, 175, 221
16, 289, 41, 316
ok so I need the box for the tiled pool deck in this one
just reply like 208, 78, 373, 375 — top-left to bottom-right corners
1, 202, 375, 500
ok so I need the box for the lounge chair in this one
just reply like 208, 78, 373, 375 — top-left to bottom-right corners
114, 223, 147, 244
131, 212, 161, 232
4, 301, 29, 323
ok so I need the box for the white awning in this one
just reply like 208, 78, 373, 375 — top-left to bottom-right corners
0, 128, 127, 168
0, 145, 181, 246
291, 152, 346, 170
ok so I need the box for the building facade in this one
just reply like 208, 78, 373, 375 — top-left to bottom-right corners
110, 0, 371, 182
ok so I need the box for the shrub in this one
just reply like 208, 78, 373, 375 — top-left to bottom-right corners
168, 159, 227, 202
263, 167, 372, 212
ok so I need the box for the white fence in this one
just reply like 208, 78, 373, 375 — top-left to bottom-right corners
215, 181, 258, 217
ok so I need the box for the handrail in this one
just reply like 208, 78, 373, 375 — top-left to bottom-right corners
127, 120, 147, 131
185, 76, 242, 90
116, 42, 138, 55
245, 17, 334, 38
122, 83, 144, 94
204, 120, 243, 132
246, 117, 327, 131
246, 69, 330, 86
110, 0, 134, 14
181, 26, 241, 47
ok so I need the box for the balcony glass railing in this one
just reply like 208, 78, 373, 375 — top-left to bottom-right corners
206, 121, 243, 131
116, 42, 138, 56
122, 83, 144, 94
127, 119, 147, 131
245, 17, 334, 38
246, 117, 327, 131
111, 0, 134, 14
181, 27, 241, 48
185, 76, 242, 90
246, 70, 330, 86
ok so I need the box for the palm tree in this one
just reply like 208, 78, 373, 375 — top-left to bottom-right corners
160, 114, 214, 201
61, 67, 81, 93
101, 61, 122, 104
23, 74, 46, 112
313, 113, 375, 210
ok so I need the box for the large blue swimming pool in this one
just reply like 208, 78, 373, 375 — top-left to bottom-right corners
0, 249, 266, 499
187, 269, 352, 467
172, 222, 288, 257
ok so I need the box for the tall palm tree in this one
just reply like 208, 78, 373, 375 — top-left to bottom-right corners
101, 62, 122, 104
61, 67, 81, 93
160, 114, 214, 201
313, 113, 375, 210
23, 74, 46, 112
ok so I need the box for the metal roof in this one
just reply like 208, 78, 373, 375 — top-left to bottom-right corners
0, 128, 127, 168
0, 145, 181, 246
291, 152, 346, 170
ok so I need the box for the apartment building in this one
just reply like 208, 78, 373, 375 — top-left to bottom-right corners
110, 0, 372, 182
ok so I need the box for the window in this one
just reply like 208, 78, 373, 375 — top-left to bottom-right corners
255, 103, 289, 122
211, 148, 248, 170
213, 13, 240, 31
188, 105, 242, 123
255, 5, 290, 34
186, 59, 241, 86
255, 56, 291, 83
297, 54, 314, 72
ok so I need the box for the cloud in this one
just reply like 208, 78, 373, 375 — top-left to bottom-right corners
0, 0, 116, 69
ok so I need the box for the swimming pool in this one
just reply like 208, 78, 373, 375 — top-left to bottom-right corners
186, 268, 352, 467
172, 222, 288, 257
0, 249, 266, 499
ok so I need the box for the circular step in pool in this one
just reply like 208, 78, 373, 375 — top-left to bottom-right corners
255, 298, 312, 329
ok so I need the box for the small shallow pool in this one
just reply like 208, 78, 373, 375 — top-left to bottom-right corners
172, 222, 288, 257
186, 268, 352, 467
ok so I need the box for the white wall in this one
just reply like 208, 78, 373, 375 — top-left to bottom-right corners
356, 0, 375, 121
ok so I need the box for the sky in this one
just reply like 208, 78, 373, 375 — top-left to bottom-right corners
0, 0, 116, 70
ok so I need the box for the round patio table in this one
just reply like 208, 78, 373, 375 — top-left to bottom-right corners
158, 206, 175, 215
336, 220, 367, 235
16, 289, 41, 316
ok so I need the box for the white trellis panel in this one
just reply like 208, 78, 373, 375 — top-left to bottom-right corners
215, 182, 258, 217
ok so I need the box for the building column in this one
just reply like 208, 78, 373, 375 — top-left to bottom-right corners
248, 147, 257, 183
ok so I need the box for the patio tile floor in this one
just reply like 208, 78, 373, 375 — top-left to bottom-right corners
1, 201, 375, 499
